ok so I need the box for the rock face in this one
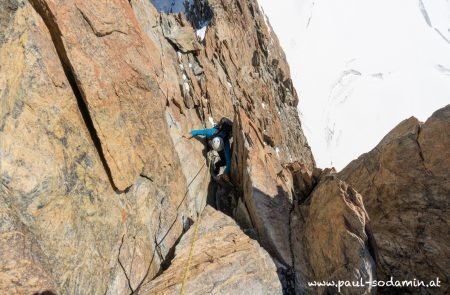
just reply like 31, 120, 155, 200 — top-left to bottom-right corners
232, 109, 295, 266
291, 176, 377, 294
0, 0, 313, 294
339, 105, 450, 294
140, 206, 283, 294
0, 198, 57, 294
29, 0, 185, 192
1, 0, 447, 294
232, 104, 379, 293
1, 2, 190, 293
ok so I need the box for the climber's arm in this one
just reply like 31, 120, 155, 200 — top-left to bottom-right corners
188, 128, 218, 138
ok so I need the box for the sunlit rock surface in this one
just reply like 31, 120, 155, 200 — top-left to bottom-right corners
0, 0, 312, 293
1, 0, 448, 294
140, 206, 283, 295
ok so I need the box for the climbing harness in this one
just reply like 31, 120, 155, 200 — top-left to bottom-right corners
207, 150, 221, 179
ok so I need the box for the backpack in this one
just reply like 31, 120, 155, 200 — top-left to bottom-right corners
214, 117, 233, 140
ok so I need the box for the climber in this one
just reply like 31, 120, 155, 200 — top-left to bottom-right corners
183, 117, 233, 182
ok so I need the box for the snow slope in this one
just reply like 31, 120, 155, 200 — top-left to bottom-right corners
258, 0, 450, 169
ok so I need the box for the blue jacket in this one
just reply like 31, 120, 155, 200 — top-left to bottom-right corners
190, 128, 231, 175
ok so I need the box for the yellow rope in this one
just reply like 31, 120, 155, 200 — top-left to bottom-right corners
180, 159, 212, 294
179, 208, 202, 294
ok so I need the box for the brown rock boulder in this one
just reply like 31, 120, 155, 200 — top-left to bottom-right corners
140, 206, 283, 295
161, 13, 202, 53
339, 105, 450, 294
291, 176, 377, 294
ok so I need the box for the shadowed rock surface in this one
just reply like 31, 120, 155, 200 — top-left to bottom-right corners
291, 176, 376, 294
339, 105, 450, 294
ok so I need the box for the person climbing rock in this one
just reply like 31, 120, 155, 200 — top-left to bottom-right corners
183, 117, 233, 182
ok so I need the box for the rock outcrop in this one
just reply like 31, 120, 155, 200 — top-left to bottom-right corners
0, 2, 191, 293
140, 206, 283, 294
1, 0, 448, 294
339, 105, 450, 294
232, 109, 295, 266
291, 175, 377, 294
0, 0, 314, 294
232, 105, 380, 293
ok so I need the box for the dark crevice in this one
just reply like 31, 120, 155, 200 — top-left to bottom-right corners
157, 218, 192, 273
416, 124, 434, 176
416, 124, 426, 163
284, 197, 296, 295
118, 235, 135, 294
139, 174, 154, 182
365, 223, 378, 265
133, 215, 193, 294
29, 0, 120, 192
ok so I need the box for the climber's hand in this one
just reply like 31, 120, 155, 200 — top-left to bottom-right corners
183, 133, 193, 139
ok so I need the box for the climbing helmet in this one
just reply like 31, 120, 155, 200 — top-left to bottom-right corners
211, 136, 224, 151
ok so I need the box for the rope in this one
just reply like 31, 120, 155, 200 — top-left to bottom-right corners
179, 159, 212, 294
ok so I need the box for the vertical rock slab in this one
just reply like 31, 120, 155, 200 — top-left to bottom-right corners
200, 0, 315, 168
0, 2, 188, 294
291, 177, 376, 294
0, 3, 122, 293
29, 0, 185, 191
131, 0, 211, 221
140, 206, 283, 295
339, 105, 450, 294
233, 109, 294, 266
106, 176, 186, 295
